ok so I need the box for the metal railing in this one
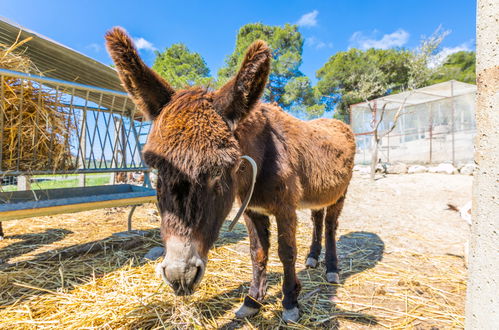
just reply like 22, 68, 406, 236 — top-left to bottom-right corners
0, 68, 151, 176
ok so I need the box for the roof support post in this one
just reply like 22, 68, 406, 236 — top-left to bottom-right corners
466, 0, 499, 327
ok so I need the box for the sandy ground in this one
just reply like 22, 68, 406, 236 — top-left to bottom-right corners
0, 173, 471, 329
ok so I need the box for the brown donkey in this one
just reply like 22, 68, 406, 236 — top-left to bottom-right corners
106, 28, 355, 323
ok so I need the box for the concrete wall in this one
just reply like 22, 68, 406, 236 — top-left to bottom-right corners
466, 1, 499, 328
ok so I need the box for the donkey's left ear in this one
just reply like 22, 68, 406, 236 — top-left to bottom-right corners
214, 40, 271, 129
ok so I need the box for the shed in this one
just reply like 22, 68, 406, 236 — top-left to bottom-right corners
0, 18, 155, 236
350, 80, 476, 165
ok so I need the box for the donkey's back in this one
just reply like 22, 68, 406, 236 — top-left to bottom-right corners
299, 117, 356, 208
254, 105, 356, 210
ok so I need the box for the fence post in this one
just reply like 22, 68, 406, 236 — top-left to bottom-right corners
451, 80, 456, 165
17, 175, 30, 191
79, 109, 86, 187
466, 0, 499, 327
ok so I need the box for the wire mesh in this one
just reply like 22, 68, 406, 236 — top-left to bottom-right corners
351, 82, 476, 165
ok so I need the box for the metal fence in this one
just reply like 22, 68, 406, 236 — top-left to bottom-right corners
351, 81, 476, 165
0, 68, 151, 177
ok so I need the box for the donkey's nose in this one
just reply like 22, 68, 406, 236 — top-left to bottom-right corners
158, 257, 205, 295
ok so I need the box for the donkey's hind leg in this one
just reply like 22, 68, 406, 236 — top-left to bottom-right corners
305, 208, 325, 268
324, 196, 345, 284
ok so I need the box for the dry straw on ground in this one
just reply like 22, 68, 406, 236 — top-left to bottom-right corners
0, 200, 466, 329
0, 34, 75, 172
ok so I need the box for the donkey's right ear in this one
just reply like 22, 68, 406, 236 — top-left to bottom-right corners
105, 27, 175, 120
214, 40, 271, 130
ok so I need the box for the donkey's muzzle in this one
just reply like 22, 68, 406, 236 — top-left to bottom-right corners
156, 237, 206, 295
160, 260, 204, 295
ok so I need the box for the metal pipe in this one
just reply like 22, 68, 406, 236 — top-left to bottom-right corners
0, 167, 150, 176
0, 68, 128, 98
451, 80, 456, 165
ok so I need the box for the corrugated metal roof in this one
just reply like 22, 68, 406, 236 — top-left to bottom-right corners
0, 17, 137, 116
351, 80, 477, 111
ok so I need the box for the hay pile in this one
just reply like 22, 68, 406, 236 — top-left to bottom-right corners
0, 205, 466, 329
0, 35, 75, 172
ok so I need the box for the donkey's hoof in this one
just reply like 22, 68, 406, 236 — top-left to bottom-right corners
305, 257, 318, 268
282, 306, 300, 323
326, 272, 340, 284
235, 304, 259, 319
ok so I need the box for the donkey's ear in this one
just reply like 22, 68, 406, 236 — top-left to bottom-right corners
214, 40, 271, 129
105, 27, 175, 120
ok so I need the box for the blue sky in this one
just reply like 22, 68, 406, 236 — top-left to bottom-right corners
1, 0, 476, 82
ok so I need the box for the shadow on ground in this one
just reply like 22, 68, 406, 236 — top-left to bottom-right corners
126, 231, 384, 329
0, 220, 247, 308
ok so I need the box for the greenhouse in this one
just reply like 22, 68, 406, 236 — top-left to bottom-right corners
351, 80, 476, 165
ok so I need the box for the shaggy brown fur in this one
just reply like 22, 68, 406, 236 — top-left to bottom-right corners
106, 27, 356, 319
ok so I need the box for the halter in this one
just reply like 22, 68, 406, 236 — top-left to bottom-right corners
227, 155, 257, 231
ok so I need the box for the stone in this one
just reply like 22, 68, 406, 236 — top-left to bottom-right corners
408, 165, 427, 174
375, 163, 386, 173
428, 163, 458, 174
143, 246, 165, 261
459, 163, 476, 175
386, 163, 408, 174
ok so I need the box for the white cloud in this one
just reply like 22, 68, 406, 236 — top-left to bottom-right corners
87, 43, 102, 52
297, 10, 319, 27
350, 29, 410, 50
306, 37, 333, 50
133, 37, 156, 51
429, 42, 473, 68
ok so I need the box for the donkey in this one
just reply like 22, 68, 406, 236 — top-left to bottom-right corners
106, 27, 356, 323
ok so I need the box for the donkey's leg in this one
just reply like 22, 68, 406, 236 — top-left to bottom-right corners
235, 210, 270, 319
305, 208, 325, 268
324, 196, 345, 284
276, 210, 301, 323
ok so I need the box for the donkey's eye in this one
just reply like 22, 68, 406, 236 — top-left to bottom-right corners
211, 168, 223, 179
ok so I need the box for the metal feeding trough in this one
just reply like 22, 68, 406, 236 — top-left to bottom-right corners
0, 184, 156, 225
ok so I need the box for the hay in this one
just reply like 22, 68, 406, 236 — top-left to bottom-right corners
0, 204, 466, 329
0, 34, 75, 172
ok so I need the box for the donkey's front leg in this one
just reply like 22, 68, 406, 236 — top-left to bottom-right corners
276, 209, 301, 323
235, 210, 270, 319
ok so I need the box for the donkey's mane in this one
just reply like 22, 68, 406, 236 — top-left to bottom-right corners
142, 87, 240, 180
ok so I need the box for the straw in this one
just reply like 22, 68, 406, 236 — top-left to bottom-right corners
0, 204, 466, 329
0, 35, 75, 173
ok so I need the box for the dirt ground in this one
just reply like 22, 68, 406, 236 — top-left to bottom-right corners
0, 173, 471, 329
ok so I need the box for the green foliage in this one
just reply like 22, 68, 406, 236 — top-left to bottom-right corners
152, 43, 213, 89
305, 104, 326, 119
315, 48, 412, 122
315, 27, 450, 123
429, 51, 476, 84
282, 76, 315, 107
218, 23, 306, 107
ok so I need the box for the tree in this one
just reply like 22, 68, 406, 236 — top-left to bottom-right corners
429, 51, 476, 84
218, 23, 307, 108
152, 43, 213, 89
315, 48, 412, 123
282, 76, 314, 107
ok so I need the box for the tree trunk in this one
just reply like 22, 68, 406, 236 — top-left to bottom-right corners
370, 139, 379, 181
